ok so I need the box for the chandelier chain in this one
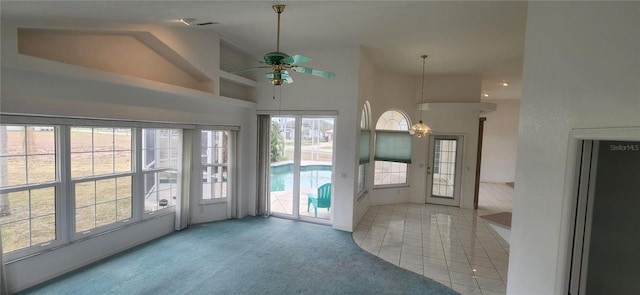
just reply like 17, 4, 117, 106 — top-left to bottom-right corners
409, 54, 432, 138
420, 55, 427, 122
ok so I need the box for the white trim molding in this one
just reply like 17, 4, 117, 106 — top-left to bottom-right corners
556, 126, 640, 293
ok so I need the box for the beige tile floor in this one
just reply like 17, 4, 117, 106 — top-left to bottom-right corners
477, 182, 513, 214
353, 182, 513, 295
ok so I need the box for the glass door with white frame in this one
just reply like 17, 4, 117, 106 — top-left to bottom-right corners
269, 116, 334, 222
298, 117, 334, 220
426, 135, 464, 206
269, 117, 297, 216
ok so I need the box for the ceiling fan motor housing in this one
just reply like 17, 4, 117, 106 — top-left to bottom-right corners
264, 51, 290, 65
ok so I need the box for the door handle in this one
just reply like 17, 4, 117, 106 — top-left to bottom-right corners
427, 167, 432, 175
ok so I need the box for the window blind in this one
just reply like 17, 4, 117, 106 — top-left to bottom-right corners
359, 130, 370, 164
374, 130, 412, 164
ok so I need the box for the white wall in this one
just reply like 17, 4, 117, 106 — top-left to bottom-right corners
17, 29, 213, 92
367, 71, 416, 205
480, 100, 520, 183
422, 75, 483, 103
509, 2, 640, 294
410, 76, 484, 209
256, 47, 360, 232
1, 19, 257, 292
365, 71, 484, 209
5, 214, 175, 293
354, 50, 376, 226
410, 106, 482, 209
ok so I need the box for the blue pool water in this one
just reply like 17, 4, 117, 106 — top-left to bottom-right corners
270, 164, 332, 192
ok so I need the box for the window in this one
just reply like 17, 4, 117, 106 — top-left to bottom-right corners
0, 118, 187, 259
433, 140, 441, 174
374, 110, 411, 186
142, 129, 181, 214
358, 166, 366, 194
358, 102, 371, 195
201, 130, 230, 201
71, 127, 133, 233
0, 125, 58, 254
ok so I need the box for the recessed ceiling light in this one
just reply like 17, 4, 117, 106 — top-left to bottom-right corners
482, 92, 490, 98
500, 80, 510, 87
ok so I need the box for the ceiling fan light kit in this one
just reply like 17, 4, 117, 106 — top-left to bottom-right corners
230, 4, 335, 86
409, 54, 432, 138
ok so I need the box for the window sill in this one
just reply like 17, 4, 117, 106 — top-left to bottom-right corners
143, 208, 176, 219
199, 198, 228, 205
372, 184, 410, 190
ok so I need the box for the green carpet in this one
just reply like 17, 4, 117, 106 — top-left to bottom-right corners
20, 217, 458, 294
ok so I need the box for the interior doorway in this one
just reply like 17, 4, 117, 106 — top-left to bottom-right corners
566, 140, 640, 294
474, 117, 486, 209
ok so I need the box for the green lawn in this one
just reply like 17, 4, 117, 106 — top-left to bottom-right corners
0, 128, 134, 253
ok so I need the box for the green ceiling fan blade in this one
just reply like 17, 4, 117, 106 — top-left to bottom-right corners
282, 71, 293, 84
230, 66, 270, 74
281, 54, 311, 65
292, 66, 335, 78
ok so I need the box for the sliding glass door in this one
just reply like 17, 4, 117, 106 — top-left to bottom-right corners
269, 116, 334, 222
270, 117, 296, 216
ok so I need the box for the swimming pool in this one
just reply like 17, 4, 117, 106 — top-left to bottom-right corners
270, 163, 332, 192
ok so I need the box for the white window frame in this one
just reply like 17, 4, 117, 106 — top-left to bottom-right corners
373, 110, 411, 188
358, 101, 371, 197
357, 163, 367, 194
196, 127, 237, 205
69, 126, 135, 239
0, 115, 195, 262
0, 124, 62, 260
373, 161, 410, 188
140, 128, 181, 217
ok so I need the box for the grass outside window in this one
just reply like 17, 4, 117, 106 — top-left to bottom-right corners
0, 123, 182, 258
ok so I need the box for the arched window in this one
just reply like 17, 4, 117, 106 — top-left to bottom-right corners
374, 110, 411, 186
360, 101, 371, 130
358, 101, 371, 195
375, 110, 409, 130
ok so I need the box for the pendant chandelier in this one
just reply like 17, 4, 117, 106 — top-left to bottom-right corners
409, 54, 432, 138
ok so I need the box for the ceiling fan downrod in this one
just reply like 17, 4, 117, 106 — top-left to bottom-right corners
273, 4, 285, 52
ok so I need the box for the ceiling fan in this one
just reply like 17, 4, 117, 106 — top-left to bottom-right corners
230, 4, 335, 86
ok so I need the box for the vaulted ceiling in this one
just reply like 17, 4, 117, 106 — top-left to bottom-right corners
1, 1, 527, 100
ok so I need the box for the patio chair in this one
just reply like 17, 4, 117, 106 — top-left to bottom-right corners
307, 183, 331, 218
